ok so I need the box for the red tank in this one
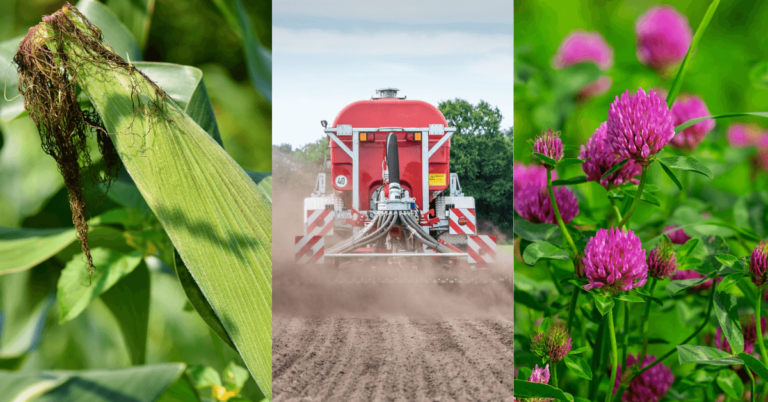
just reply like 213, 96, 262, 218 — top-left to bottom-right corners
328, 96, 451, 211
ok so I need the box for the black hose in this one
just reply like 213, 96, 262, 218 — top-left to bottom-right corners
386, 133, 400, 185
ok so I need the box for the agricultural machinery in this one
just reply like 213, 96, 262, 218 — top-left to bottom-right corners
295, 89, 496, 269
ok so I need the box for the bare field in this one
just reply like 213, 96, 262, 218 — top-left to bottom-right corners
273, 183, 515, 401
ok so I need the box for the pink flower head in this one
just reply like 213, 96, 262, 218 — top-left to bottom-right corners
648, 236, 677, 280
533, 129, 564, 167
578, 76, 613, 99
751, 241, 768, 287
580, 122, 642, 189
583, 228, 648, 294
529, 364, 550, 384
553, 31, 614, 70
669, 95, 715, 151
531, 324, 573, 364
663, 225, 691, 245
613, 354, 674, 402
514, 183, 579, 225
635, 6, 693, 72
607, 89, 675, 163
726, 123, 763, 147
672, 269, 721, 291
716, 315, 767, 355
513, 163, 554, 192
553, 31, 614, 100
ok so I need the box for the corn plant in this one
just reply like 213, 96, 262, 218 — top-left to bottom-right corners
0, 1, 272, 401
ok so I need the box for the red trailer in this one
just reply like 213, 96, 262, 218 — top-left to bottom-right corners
295, 89, 496, 268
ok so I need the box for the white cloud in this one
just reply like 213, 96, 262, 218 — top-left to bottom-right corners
467, 53, 515, 84
273, 27, 513, 56
273, 0, 513, 24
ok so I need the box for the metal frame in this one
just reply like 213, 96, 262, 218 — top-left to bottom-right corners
324, 125, 456, 214
325, 253, 467, 258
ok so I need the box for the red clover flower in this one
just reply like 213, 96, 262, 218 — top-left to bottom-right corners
531, 324, 572, 364
580, 122, 642, 189
751, 241, 768, 287
669, 95, 715, 151
533, 129, 564, 168
514, 183, 579, 225
648, 236, 676, 280
583, 228, 648, 294
607, 89, 675, 164
635, 6, 692, 73
613, 354, 674, 402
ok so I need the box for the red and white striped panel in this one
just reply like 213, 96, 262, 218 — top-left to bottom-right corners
449, 208, 476, 235
306, 209, 334, 237
467, 235, 497, 264
295, 236, 324, 264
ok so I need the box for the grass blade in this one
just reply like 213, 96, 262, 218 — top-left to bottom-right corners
666, 0, 720, 108
675, 112, 768, 133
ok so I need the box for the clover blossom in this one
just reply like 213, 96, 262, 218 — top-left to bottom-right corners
580, 122, 642, 189
583, 228, 648, 294
514, 183, 579, 225
553, 31, 614, 98
751, 241, 768, 287
663, 226, 691, 245
669, 95, 715, 151
531, 324, 572, 364
648, 236, 676, 280
533, 129, 564, 167
606, 89, 675, 163
513, 162, 553, 192
613, 354, 674, 402
635, 6, 692, 72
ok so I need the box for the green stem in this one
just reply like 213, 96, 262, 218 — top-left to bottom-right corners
756, 286, 768, 366
638, 279, 658, 364
622, 301, 629, 365
635, 284, 716, 377
547, 168, 579, 256
589, 319, 606, 401
548, 262, 565, 296
618, 164, 649, 229
551, 361, 559, 388
746, 367, 756, 402
567, 288, 581, 333
610, 198, 623, 225
605, 309, 618, 402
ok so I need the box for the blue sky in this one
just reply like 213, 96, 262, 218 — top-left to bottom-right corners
272, 0, 513, 147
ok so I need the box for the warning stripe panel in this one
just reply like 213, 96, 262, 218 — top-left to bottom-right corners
295, 235, 324, 264
468, 235, 497, 264
306, 209, 334, 236
449, 208, 476, 235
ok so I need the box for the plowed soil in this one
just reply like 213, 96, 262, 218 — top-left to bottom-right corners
273, 271, 515, 401
272, 186, 515, 401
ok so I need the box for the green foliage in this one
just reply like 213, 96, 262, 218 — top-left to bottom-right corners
438, 99, 514, 234
0, 0, 271, 400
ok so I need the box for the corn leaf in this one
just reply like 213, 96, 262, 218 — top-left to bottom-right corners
173, 249, 236, 350
77, 0, 143, 62
57, 248, 144, 323
134, 62, 223, 146
0, 363, 196, 402
210, 0, 271, 101
101, 262, 151, 365
101, 0, 156, 50
0, 227, 76, 275
80, 51, 272, 398
0, 294, 54, 360
0, 36, 24, 122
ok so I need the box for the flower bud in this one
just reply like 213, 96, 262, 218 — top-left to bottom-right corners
648, 236, 676, 280
533, 129, 563, 167
751, 241, 768, 287
531, 324, 572, 364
